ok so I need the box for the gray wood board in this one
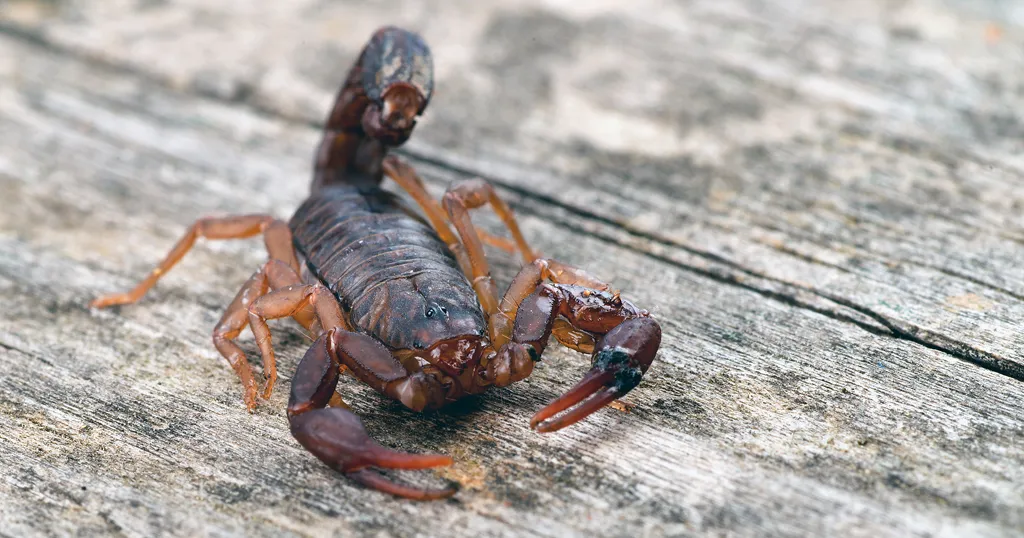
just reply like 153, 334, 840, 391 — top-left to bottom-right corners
0, 1, 1022, 537
3, 0, 1022, 378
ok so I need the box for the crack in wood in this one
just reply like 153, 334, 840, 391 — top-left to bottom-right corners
0, 340, 54, 368
746, 217, 1024, 304
401, 149, 1024, 383
1, 20, 1019, 386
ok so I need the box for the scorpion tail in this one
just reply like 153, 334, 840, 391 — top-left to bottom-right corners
288, 333, 458, 500
531, 317, 661, 433
312, 27, 432, 190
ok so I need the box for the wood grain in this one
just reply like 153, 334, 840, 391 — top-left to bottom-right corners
1, 1, 1022, 536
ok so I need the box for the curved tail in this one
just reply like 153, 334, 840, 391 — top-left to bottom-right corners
312, 26, 434, 190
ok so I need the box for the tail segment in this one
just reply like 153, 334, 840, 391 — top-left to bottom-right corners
313, 26, 433, 190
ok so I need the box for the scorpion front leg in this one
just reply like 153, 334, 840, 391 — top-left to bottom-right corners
288, 330, 456, 500
440, 171, 539, 315
490, 260, 662, 432
211, 259, 304, 410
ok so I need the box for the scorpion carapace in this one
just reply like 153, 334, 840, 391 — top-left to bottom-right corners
90, 26, 663, 500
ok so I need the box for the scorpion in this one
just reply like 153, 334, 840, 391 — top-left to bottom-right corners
91, 26, 662, 500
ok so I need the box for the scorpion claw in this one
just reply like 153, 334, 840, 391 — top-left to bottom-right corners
348, 469, 459, 501
529, 369, 617, 432
289, 407, 457, 500
288, 333, 456, 499
531, 317, 661, 433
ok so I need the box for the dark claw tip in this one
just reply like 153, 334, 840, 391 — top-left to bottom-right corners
348, 469, 460, 501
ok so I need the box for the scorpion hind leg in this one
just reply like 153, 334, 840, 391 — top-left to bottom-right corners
288, 332, 458, 500
530, 317, 661, 432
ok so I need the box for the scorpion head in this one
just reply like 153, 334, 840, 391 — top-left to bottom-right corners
361, 276, 488, 354
408, 296, 488, 352
362, 83, 425, 146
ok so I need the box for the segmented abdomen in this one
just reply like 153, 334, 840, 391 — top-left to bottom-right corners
289, 186, 483, 350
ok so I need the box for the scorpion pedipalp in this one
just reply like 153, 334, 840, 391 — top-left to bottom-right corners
530, 317, 661, 432
288, 333, 458, 500
290, 408, 458, 500
492, 273, 661, 433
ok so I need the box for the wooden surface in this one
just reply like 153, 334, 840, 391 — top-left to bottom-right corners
1, 1, 1023, 536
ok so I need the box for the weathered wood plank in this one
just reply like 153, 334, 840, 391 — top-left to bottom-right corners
1, 27, 1023, 537
4, 0, 1021, 382
1, 0, 1023, 536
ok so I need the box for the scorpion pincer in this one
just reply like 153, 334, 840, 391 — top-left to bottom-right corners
91, 26, 662, 500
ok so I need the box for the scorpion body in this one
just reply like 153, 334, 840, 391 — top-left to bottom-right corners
290, 186, 491, 400
91, 26, 662, 500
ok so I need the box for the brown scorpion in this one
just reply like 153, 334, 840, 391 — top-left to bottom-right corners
91, 26, 662, 500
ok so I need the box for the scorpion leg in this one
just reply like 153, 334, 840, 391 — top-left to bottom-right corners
443, 178, 536, 263
488, 260, 661, 432
90, 216, 299, 308
213, 265, 269, 411
442, 178, 537, 316
213, 259, 311, 410
381, 156, 473, 275
288, 331, 456, 500
245, 283, 349, 402
91, 214, 307, 410
382, 156, 523, 275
